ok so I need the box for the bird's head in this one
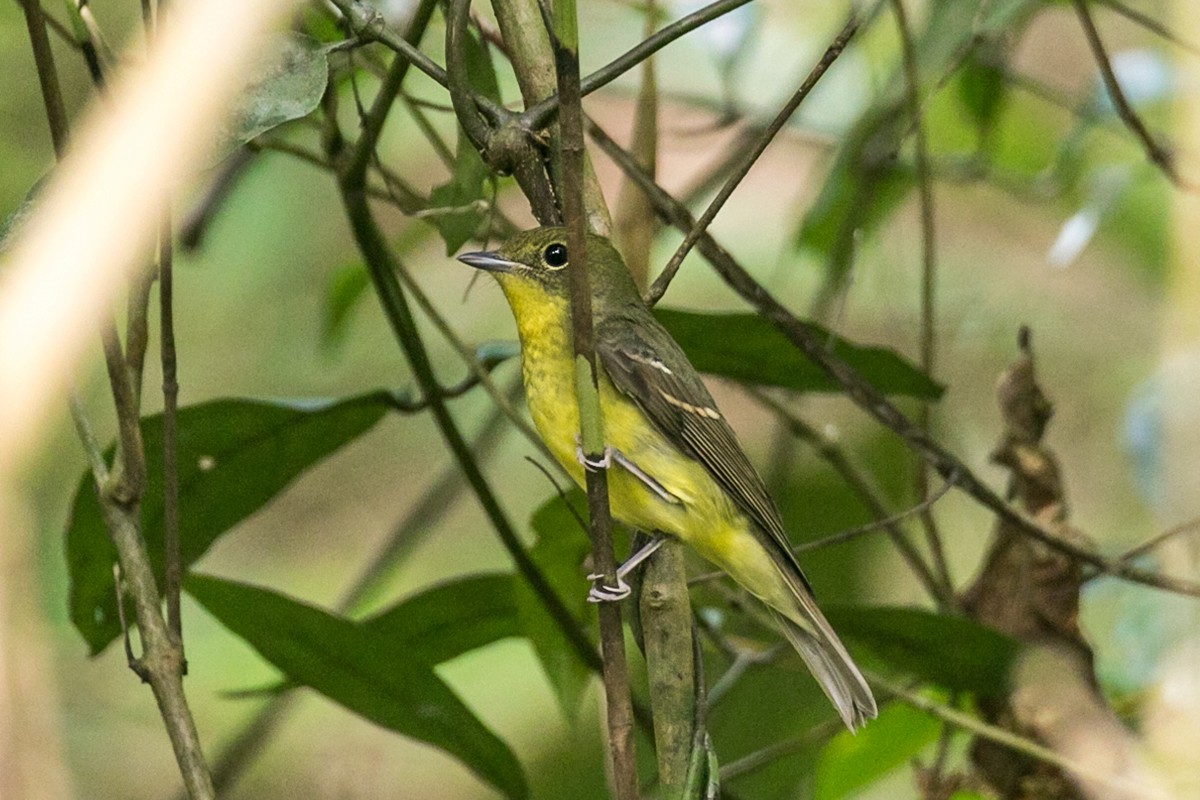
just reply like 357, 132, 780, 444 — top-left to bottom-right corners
457, 227, 639, 313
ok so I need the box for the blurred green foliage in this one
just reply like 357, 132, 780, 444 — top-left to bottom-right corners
5, 0, 1180, 797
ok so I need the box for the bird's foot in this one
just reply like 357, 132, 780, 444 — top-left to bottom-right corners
586, 573, 631, 603
575, 439, 614, 472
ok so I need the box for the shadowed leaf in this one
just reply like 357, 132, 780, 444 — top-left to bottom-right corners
187, 575, 529, 799
825, 605, 1021, 697
67, 392, 394, 654
655, 309, 943, 399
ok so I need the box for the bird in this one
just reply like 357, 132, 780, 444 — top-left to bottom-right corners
458, 226, 877, 730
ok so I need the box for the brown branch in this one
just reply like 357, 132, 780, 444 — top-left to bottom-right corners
1072, 0, 1185, 187
890, 0, 956, 604
646, 10, 860, 305
587, 117, 1200, 599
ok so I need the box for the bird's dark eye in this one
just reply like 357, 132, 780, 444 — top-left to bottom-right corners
543, 243, 568, 268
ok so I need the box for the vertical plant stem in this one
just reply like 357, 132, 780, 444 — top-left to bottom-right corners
639, 541, 695, 795
549, 1, 639, 797
890, 0, 954, 601
19, 0, 69, 158
138, 0, 183, 649
160, 212, 182, 643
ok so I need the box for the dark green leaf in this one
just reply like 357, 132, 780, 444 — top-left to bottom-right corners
187, 575, 529, 799
362, 573, 520, 665
957, 45, 1008, 135
655, 309, 943, 399
814, 703, 940, 800
462, 26, 502, 103
218, 33, 329, 157
518, 490, 595, 718
824, 605, 1021, 697
796, 0, 1044, 291
67, 392, 394, 654
321, 262, 371, 350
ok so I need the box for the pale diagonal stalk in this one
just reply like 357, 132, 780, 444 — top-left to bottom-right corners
19, 2, 213, 794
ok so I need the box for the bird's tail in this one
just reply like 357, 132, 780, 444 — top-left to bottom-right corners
768, 576, 877, 731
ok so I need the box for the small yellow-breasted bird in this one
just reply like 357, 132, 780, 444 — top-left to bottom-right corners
459, 227, 877, 729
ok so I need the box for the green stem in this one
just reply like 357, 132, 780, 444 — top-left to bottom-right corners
549, 0, 639, 795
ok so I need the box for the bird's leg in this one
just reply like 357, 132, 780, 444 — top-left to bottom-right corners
588, 534, 665, 602
575, 439, 680, 504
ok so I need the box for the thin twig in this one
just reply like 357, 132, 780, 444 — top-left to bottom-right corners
646, 11, 860, 305
890, 0, 956, 604
523, 0, 756, 129
1072, 0, 1184, 187
1094, 0, 1200, 58
744, 388, 954, 607
587, 117, 1200, 599
19, 0, 70, 158
871, 671, 1167, 799
718, 721, 840, 782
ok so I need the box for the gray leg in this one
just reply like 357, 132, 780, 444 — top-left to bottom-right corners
588, 535, 666, 603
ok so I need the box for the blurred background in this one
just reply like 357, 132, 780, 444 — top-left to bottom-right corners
1, 0, 1197, 797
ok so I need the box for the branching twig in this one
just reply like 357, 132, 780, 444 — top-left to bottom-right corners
523, 0, 756, 129
747, 388, 953, 608
871, 672, 1166, 800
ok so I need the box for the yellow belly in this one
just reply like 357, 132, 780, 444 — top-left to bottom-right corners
505, 285, 797, 615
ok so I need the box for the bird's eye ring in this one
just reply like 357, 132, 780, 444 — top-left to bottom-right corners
543, 243, 568, 269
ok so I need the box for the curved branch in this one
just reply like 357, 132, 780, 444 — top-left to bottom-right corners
445, 0, 494, 153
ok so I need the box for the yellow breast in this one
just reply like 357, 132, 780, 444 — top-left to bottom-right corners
499, 280, 744, 549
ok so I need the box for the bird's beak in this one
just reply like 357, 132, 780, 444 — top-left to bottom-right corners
457, 250, 518, 273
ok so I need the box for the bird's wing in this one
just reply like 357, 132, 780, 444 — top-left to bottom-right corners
595, 311, 810, 585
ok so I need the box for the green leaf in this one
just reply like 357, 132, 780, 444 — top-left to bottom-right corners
66, 392, 394, 654
187, 575, 529, 799
462, 25, 502, 103
362, 573, 521, 665
321, 262, 371, 350
518, 490, 595, 718
824, 606, 1021, 697
217, 33, 329, 157
957, 45, 1009, 135
814, 703, 940, 800
796, 0, 1045, 290
655, 309, 943, 399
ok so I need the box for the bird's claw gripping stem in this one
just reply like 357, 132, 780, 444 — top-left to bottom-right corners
584, 535, 666, 604
586, 572, 631, 603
